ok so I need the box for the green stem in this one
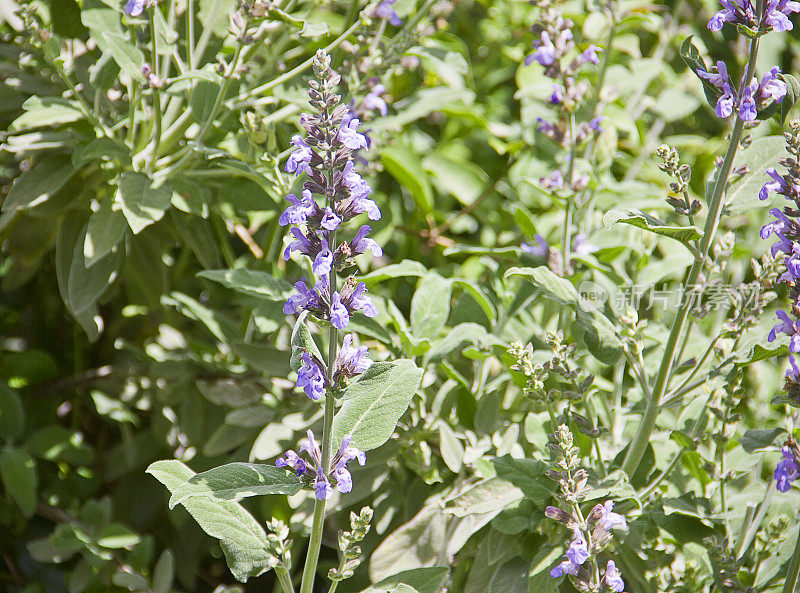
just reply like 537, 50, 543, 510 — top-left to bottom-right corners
148, 13, 163, 174
781, 522, 800, 593
187, 0, 195, 68
275, 565, 296, 593
620, 29, 761, 477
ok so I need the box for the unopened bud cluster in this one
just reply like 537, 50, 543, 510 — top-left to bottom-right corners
656, 144, 701, 217
265, 519, 293, 569
329, 507, 373, 582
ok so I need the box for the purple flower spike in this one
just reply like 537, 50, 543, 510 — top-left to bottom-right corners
765, 0, 800, 31
275, 450, 307, 477
775, 446, 799, 492
604, 560, 625, 592
526, 31, 556, 66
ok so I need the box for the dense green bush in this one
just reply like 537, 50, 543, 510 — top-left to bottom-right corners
2, 0, 800, 591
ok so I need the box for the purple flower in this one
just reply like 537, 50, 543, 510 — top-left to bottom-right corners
351, 225, 383, 257
321, 207, 341, 231
578, 44, 601, 66
283, 227, 317, 261
279, 189, 316, 226
314, 468, 333, 500
760, 167, 795, 201
522, 234, 550, 258
312, 236, 333, 276
768, 310, 800, 351
604, 560, 625, 592
526, 31, 556, 66
540, 170, 564, 190
275, 450, 307, 477
336, 334, 372, 380
550, 530, 588, 578
765, 0, 800, 31
124, 0, 146, 16
573, 233, 599, 257
588, 116, 605, 132
363, 84, 388, 116
339, 117, 368, 151
549, 84, 564, 105
330, 292, 350, 329
758, 67, 788, 103
708, 0, 743, 30
565, 530, 589, 565
347, 281, 378, 318
716, 86, 735, 118
597, 500, 627, 531
787, 355, 800, 382
286, 135, 313, 177
297, 351, 326, 401
739, 79, 758, 121
283, 280, 319, 315
375, 0, 401, 26
775, 446, 799, 492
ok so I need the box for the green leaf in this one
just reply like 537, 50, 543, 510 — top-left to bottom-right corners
84, 198, 127, 267
167, 463, 302, 508
300, 20, 329, 36
679, 36, 720, 109
10, 97, 84, 133
425, 323, 487, 363
505, 266, 623, 364
359, 260, 428, 285
117, 173, 172, 234
0, 446, 37, 517
231, 343, 290, 377
67, 222, 122, 314
727, 136, 785, 214
72, 138, 131, 168
146, 460, 274, 582
3, 156, 75, 213
489, 558, 529, 593
492, 456, 554, 505
290, 312, 324, 372
163, 292, 239, 343
452, 278, 496, 321
363, 568, 448, 593
100, 32, 145, 80
96, 523, 141, 548
332, 360, 424, 451
603, 209, 701, 245
198, 268, 291, 300
0, 383, 24, 441
152, 549, 175, 593
779, 73, 800, 125
437, 422, 464, 473
411, 272, 452, 339
739, 428, 786, 453
381, 144, 434, 215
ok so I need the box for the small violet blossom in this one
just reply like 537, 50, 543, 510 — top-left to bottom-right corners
124, 0, 147, 16
521, 234, 550, 258
708, 0, 800, 32
375, 0, 401, 26
775, 446, 799, 492
550, 530, 589, 578
768, 309, 800, 351
604, 560, 625, 593
277, 431, 366, 500
297, 351, 326, 401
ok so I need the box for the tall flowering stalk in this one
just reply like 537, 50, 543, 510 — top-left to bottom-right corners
621, 0, 794, 476
523, 2, 605, 274
546, 425, 628, 592
278, 50, 383, 593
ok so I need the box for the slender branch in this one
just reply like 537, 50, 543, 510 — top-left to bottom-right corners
275, 565, 296, 593
148, 13, 163, 174
621, 27, 761, 477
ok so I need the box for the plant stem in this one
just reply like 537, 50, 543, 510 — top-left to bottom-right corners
275, 565, 296, 593
148, 13, 163, 174
187, 0, 195, 68
620, 29, 761, 477
781, 521, 800, 593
